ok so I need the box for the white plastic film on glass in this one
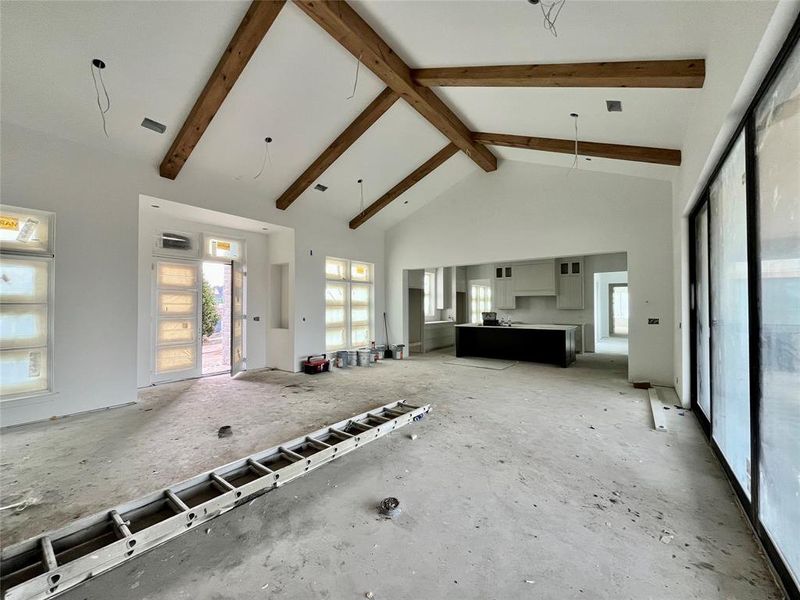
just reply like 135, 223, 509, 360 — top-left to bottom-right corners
157, 319, 196, 344
157, 262, 197, 288
0, 258, 49, 303
156, 345, 196, 373
0, 348, 48, 396
0, 305, 48, 349
159, 292, 196, 316
755, 40, 800, 583
709, 132, 751, 497
0, 207, 52, 254
695, 204, 711, 419
325, 258, 347, 280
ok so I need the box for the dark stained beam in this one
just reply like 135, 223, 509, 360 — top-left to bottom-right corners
349, 143, 459, 229
276, 87, 399, 210
293, 0, 497, 173
473, 132, 681, 166
160, 0, 286, 179
412, 59, 705, 88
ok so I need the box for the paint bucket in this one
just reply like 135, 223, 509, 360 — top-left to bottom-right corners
357, 348, 371, 367
336, 350, 349, 368
346, 350, 358, 367
390, 344, 405, 360
373, 345, 385, 362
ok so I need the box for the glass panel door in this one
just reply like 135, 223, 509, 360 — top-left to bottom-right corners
754, 40, 800, 584
231, 260, 245, 377
709, 133, 751, 497
695, 204, 711, 419
153, 260, 201, 382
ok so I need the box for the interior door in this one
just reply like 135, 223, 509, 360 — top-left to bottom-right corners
231, 260, 246, 377
153, 260, 201, 383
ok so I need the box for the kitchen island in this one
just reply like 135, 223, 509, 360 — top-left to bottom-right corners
455, 323, 577, 367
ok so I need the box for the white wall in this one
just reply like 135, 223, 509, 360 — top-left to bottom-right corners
0, 123, 385, 426
386, 161, 674, 385
595, 271, 629, 342
670, 1, 798, 403
136, 209, 271, 387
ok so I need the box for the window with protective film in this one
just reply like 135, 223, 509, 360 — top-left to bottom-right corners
325, 258, 374, 351
0, 206, 54, 399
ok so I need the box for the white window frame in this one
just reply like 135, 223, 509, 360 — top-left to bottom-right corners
1, 205, 55, 401
469, 280, 492, 324
325, 257, 374, 351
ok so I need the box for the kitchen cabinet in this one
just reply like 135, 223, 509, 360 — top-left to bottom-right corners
512, 260, 556, 296
557, 257, 584, 309
495, 279, 516, 309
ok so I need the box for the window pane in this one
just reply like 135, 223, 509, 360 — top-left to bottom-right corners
755, 40, 800, 582
326, 258, 347, 280
326, 327, 346, 350
0, 304, 48, 349
206, 237, 241, 260
0, 258, 49, 303
326, 283, 346, 306
157, 263, 197, 288
0, 347, 48, 396
0, 207, 52, 254
351, 262, 372, 282
157, 319, 196, 344
351, 284, 371, 305
709, 133, 751, 497
351, 307, 370, 325
159, 292, 196, 315
326, 307, 346, 326
351, 325, 370, 347
156, 345, 196, 373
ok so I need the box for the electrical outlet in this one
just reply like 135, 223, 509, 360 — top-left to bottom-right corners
648, 318, 660, 325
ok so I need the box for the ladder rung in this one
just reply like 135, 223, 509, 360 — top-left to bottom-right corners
110, 510, 132, 538
369, 414, 391, 423
211, 473, 236, 491
280, 447, 304, 462
307, 437, 331, 449
350, 421, 372, 432
40, 536, 57, 572
247, 458, 273, 476
330, 427, 354, 438
384, 407, 406, 417
165, 490, 189, 513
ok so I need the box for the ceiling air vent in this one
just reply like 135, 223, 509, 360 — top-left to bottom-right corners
314, 184, 328, 192
141, 117, 167, 134
606, 100, 622, 112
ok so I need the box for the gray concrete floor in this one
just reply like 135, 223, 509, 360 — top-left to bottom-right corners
0, 351, 782, 599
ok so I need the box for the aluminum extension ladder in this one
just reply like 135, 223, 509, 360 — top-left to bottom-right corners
0, 400, 431, 600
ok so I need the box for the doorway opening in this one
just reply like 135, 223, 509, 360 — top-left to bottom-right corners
201, 261, 232, 375
594, 271, 628, 355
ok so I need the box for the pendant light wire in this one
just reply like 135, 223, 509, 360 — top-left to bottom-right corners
90, 60, 111, 137
347, 52, 363, 100
358, 178, 365, 213
570, 113, 579, 171
254, 137, 272, 180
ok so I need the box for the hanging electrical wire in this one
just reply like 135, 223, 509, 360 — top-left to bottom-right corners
347, 52, 363, 100
358, 178, 365, 213
90, 59, 111, 137
534, 0, 567, 38
570, 112, 579, 171
254, 137, 273, 179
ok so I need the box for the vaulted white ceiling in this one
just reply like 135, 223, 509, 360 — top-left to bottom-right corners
0, 0, 779, 231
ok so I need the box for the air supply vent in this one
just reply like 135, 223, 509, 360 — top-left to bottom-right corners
160, 233, 191, 250
606, 100, 622, 112
141, 118, 167, 134
314, 184, 328, 192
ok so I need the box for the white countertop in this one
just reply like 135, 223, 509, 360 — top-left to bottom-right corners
424, 320, 455, 325
455, 323, 578, 331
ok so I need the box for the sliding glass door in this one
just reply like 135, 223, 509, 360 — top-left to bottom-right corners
754, 39, 800, 586
708, 133, 752, 497
689, 22, 799, 595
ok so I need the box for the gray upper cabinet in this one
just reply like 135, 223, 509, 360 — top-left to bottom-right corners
556, 257, 584, 309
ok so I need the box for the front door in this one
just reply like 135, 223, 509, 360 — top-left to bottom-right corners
152, 259, 201, 383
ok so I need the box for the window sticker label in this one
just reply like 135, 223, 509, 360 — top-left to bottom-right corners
0, 216, 19, 231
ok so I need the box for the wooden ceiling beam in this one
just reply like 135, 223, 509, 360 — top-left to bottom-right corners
473, 132, 681, 166
293, 0, 497, 173
160, 0, 286, 180
349, 143, 459, 229
412, 59, 705, 88
276, 87, 399, 210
